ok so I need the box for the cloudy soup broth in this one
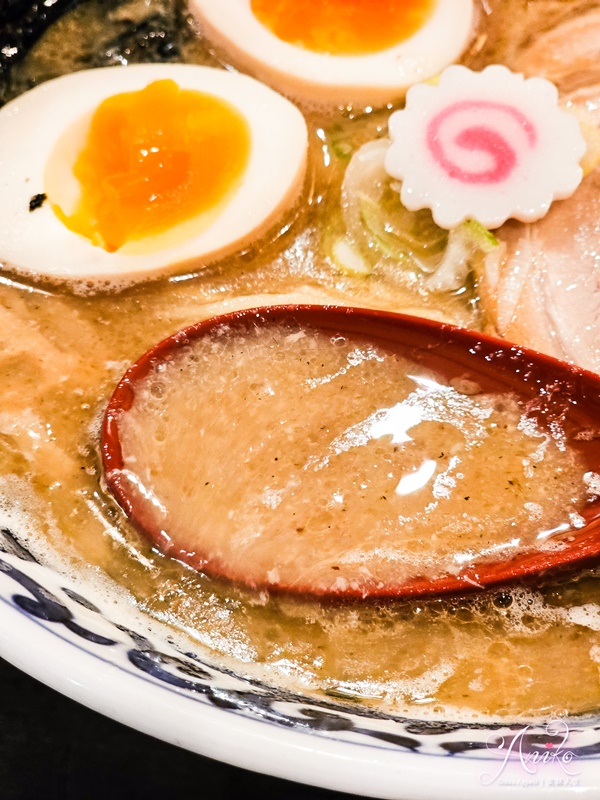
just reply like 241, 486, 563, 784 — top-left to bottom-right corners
1, 0, 600, 720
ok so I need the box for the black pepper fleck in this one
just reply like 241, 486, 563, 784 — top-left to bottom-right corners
29, 192, 46, 212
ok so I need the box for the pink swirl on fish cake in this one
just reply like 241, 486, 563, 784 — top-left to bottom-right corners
426, 101, 538, 185
385, 65, 586, 229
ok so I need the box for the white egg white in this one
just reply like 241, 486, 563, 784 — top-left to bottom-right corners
189, 0, 475, 108
0, 64, 308, 283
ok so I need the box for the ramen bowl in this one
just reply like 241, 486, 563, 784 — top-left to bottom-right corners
1, 2, 600, 797
1, 524, 599, 799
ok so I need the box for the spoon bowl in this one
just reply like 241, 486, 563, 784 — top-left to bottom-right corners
102, 305, 600, 599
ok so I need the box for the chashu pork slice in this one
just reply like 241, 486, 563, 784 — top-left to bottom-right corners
479, 165, 600, 373
513, 7, 600, 126
482, 13, 600, 373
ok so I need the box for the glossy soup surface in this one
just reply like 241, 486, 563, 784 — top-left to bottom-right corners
1, 0, 599, 721
115, 320, 591, 594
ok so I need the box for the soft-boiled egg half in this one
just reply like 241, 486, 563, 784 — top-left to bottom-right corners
0, 64, 308, 283
189, 0, 475, 108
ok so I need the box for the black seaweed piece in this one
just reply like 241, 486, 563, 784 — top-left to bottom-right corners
0, 0, 83, 91
28, 191, 46, 211
95, 10, 187, 68
1, 1, 194, 103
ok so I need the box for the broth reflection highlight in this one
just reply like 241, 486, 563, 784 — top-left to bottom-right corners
108, 315, 592, 597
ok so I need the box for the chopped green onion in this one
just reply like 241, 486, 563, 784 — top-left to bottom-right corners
331, 237, 372, 276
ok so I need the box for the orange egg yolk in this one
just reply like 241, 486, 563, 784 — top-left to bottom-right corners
57, 80, 251, 253
250, 0, 436, 56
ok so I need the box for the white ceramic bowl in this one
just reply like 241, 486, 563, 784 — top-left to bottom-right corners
0, 4, 599, 796
1, 525, 599, 799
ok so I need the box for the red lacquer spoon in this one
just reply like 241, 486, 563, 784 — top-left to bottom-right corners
102, 305, 600, 599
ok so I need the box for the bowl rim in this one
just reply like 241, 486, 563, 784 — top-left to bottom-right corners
2, 5, 600, 796
1, 528, 599, 800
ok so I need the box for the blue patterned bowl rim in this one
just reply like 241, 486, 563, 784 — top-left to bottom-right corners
1, 526, 599, 799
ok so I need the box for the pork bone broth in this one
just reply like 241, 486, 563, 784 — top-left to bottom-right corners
0, 0, 599, 720
113, 320, 590, 596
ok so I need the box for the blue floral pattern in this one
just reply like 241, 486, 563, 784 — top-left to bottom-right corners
1, 526, 599, 763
